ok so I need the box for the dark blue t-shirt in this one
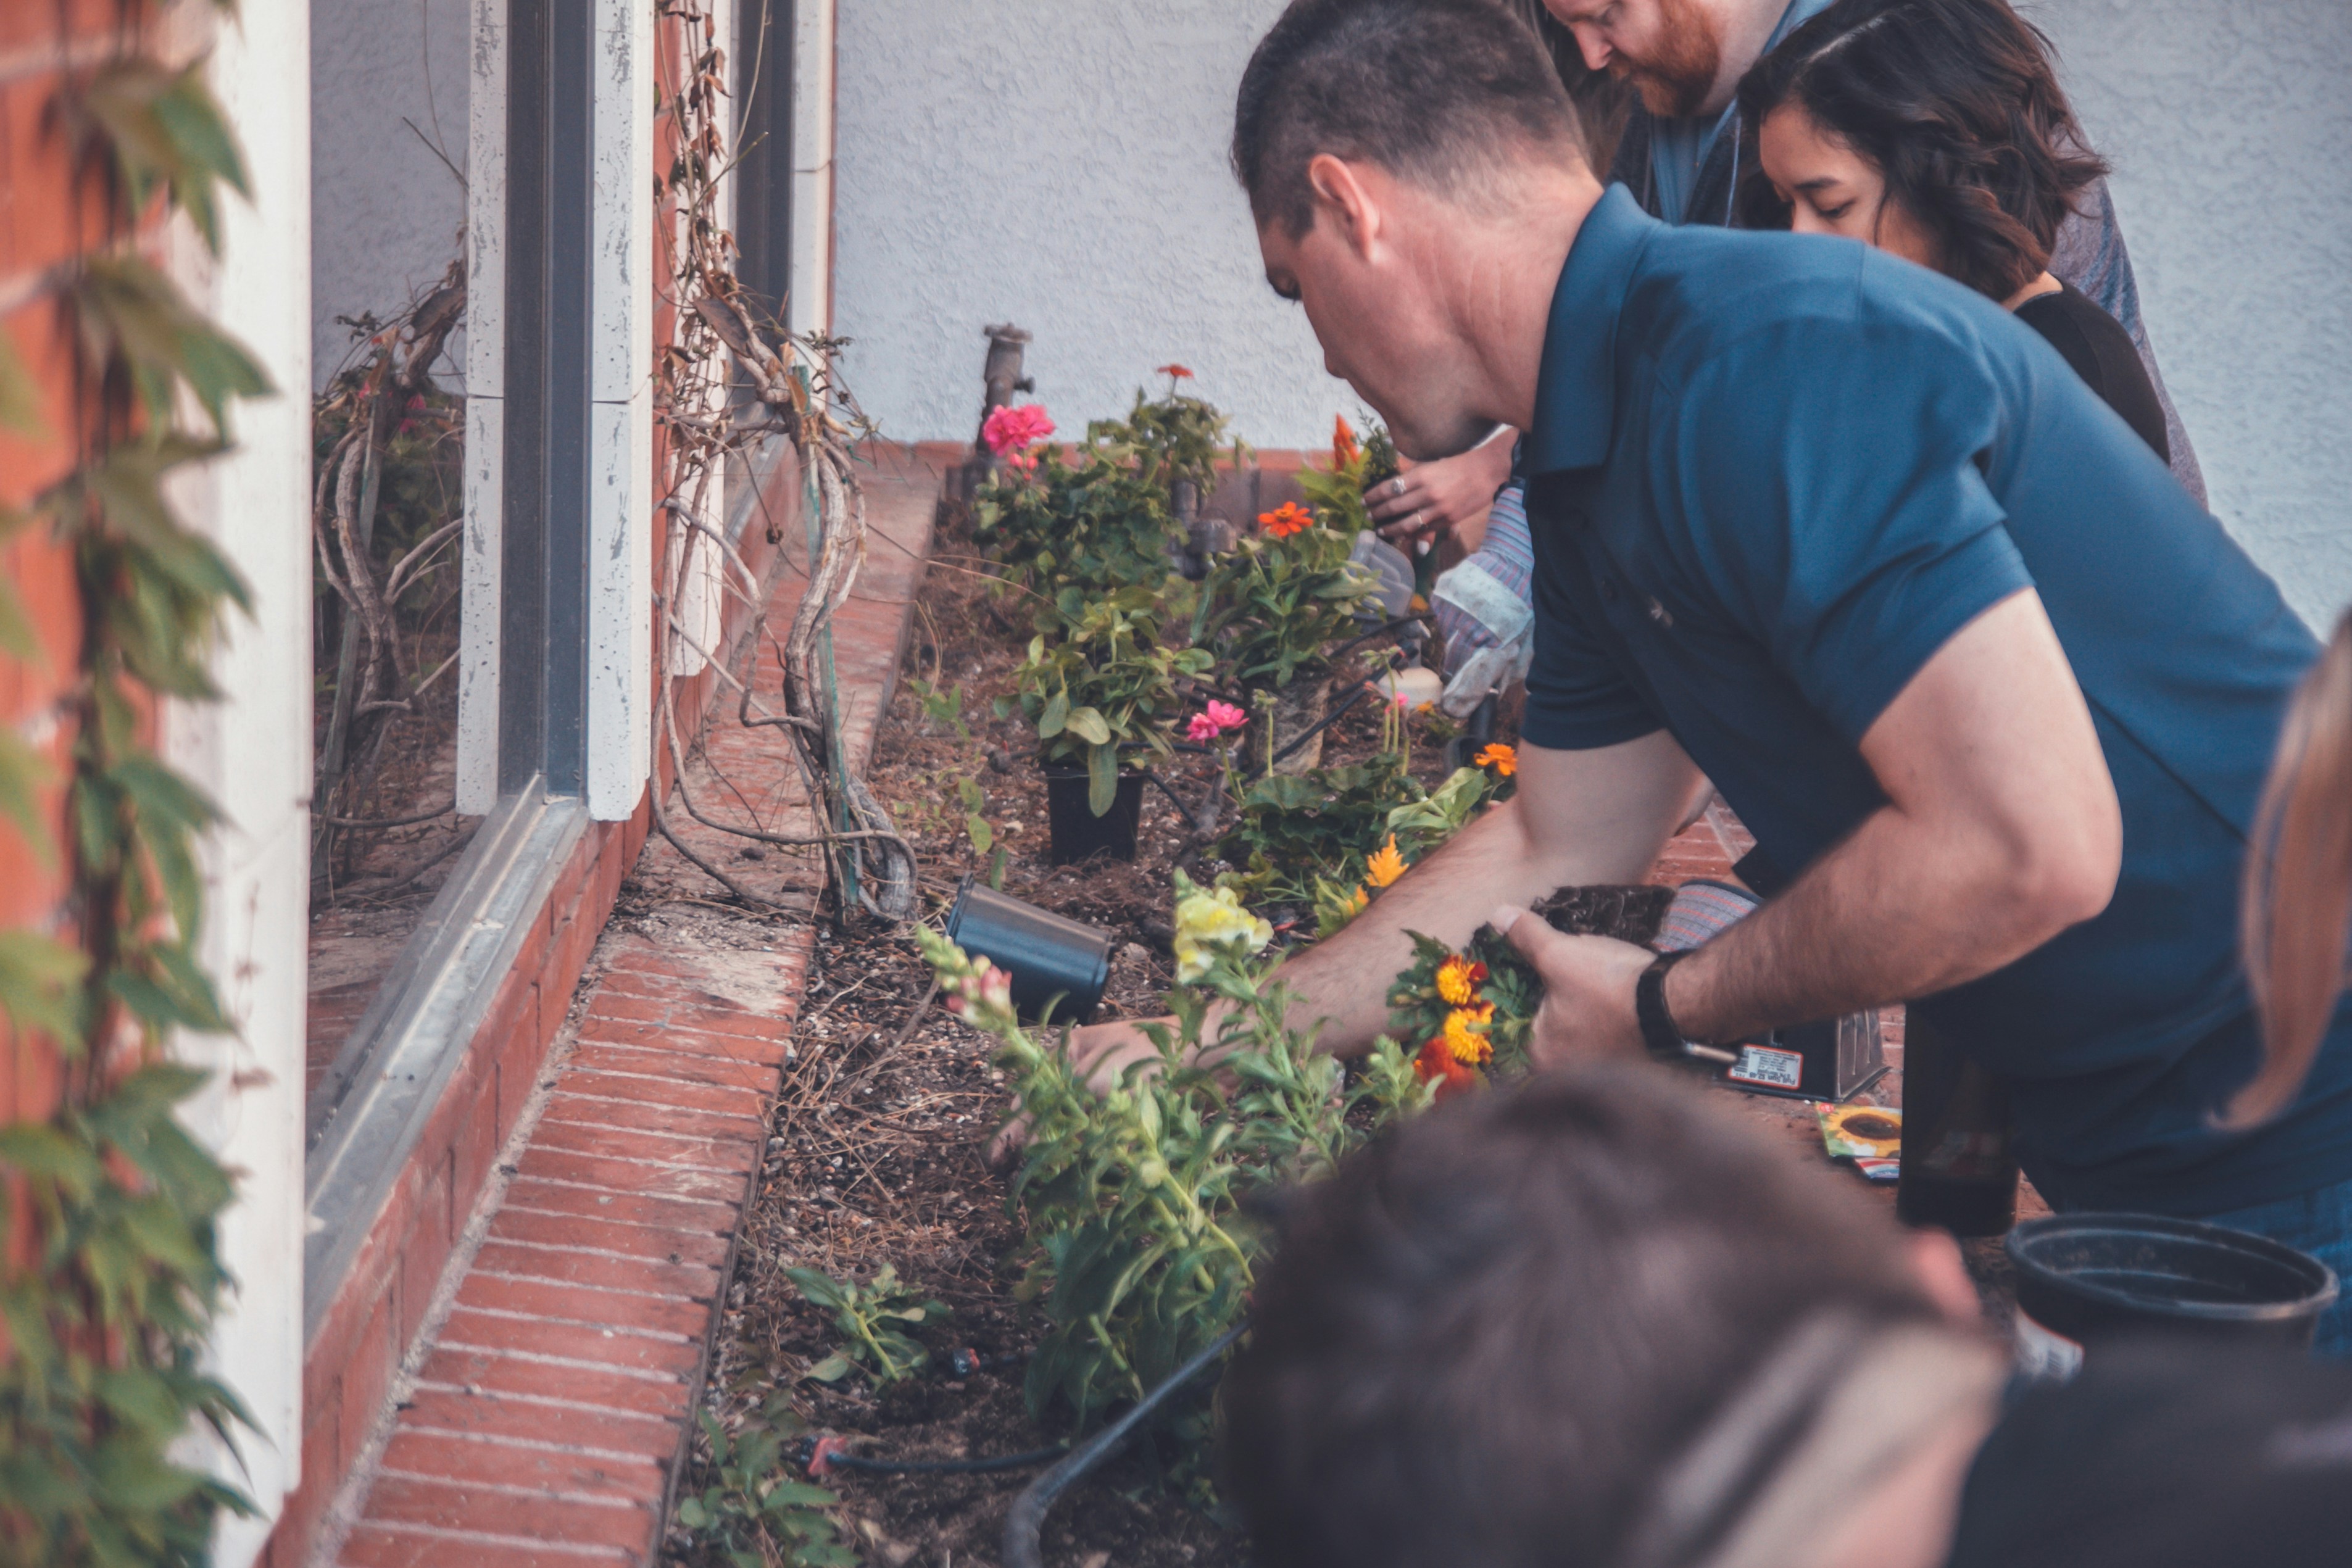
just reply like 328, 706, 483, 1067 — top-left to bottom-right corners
1521, 186, 2351, 1214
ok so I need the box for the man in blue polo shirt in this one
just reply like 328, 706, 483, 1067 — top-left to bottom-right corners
1062, 0, 2352, 1346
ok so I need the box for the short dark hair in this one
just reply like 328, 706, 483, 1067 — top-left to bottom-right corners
1220, 1069, 1940, 1568
1735, 0, 2108, 300
1233, 0, 1587, 238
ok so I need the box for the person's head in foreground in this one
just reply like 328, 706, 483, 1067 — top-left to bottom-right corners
1223, 1071, 2352, 1568
1737, 0, 2102, 304
1232, 0, 1599, 462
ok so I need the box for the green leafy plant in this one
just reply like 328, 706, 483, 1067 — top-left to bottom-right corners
0, 19, 272, 1563
916, 889, 1430, 1450
973, 446, 1180, 605
1085, 367, 1250, 499
1012, 590, 1212, 815
905, 676, 970, 741
955, 776, 994, 858
675, 1396, 858, 1568
785, 1264, 950, 1387
1216, 760, 1496, 905
1194, 513, 1376, 692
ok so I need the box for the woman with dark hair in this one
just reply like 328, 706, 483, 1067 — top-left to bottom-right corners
1739, 0, 2171, 462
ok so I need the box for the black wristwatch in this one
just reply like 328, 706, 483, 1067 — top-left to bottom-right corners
1635, 950, 1738, 1066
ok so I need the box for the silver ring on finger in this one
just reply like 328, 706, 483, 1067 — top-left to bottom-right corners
1390, 477, 1407, 497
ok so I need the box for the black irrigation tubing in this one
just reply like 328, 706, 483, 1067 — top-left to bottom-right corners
1325, 613, 1430, 667
1239, 677, 1384, 786
1003, 1325, 1250, 1568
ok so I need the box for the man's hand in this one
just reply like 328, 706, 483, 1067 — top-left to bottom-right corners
986, 1019, 1167, 1166
1493, 905, 1651, 1067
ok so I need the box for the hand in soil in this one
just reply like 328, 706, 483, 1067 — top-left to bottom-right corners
985, 1017, 1181, 1167
1493, 905, 1651, 1066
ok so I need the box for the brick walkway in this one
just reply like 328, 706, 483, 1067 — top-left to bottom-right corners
316, 449, 944, 1567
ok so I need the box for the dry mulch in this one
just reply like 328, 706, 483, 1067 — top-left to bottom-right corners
663, 513, 1480, 1568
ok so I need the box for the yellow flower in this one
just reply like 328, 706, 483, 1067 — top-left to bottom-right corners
1474, 742, 1518, 778
1436, 955, 1488, 1007
1173, 882, 1274, 982
1442, 1005, 1494, 1066
1365, 835, 1407, 889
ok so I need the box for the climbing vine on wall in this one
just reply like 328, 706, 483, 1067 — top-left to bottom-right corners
0, 10, 267, 1564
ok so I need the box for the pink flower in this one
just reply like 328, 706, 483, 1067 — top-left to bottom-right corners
1186, 700, 1249, 744
983, 403, 1055, 457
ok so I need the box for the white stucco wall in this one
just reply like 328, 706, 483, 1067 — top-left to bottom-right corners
310, 0, 471, 389
831, 0, 1356, 453
836, 0, 2352, 624
2032, 0, 2352, 629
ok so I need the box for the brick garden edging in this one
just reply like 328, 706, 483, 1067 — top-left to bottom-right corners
296, 449, 942, 1567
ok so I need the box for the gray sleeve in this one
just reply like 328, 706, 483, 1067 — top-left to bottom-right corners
2051, 179, 2207, 505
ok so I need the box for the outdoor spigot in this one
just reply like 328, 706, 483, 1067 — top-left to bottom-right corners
1169, 478, 1234, 581
956, 324, 1034, 503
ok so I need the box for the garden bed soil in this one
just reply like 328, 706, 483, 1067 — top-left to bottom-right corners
665, 510, 1492, 1568
665, 505, 2022, 1568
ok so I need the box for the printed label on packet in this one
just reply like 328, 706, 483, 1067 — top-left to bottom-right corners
1852, 1156, 1900, 1182
1727, 1045, 1804, 1090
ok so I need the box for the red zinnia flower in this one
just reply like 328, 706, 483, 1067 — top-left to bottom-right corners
1157, 363, 1195, 380
1415, 1037, 1481, 1101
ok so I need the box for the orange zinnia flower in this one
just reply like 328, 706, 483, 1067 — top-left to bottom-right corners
1260, 502, 1314, 539
1333, 415, 1360, 469
1435, 955, 1489, 1006
1364, 835, 1407, 889
1474, 742, 1518, 778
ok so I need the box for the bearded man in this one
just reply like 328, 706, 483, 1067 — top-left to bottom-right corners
1544, 0, 2204, 499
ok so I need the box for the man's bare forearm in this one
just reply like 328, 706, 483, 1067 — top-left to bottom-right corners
1275, 734, 1700, 1056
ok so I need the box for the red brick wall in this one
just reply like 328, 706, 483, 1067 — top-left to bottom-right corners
0, 2, 180, 1179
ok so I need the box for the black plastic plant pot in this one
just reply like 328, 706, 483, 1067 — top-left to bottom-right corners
944, 877, 1112, 1025
2006, 1213, 2338, 1367
1041, 767, 1145, 865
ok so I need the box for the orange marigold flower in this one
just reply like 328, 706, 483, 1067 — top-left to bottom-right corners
1435, 955, 1489, 1006
1364, 834, 1407, 889
1259, 502, 1314, 539
1415, 1037, 1481, 1100
1442, 1005, 1495, 1066
1158, 363, 1195, 380
1474, 742, 1518, 778
1332, 415, 1360, 469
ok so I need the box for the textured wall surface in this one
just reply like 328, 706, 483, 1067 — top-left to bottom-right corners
838, 0, 2351, 623
832, 0, 1358, 454
2033, 0, 2352, 627
310, 0, 471, 389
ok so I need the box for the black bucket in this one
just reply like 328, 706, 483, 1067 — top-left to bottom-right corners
1042, 768, 1145, 865
944, 877, 1112, 1024
2006, 1213, 2338, 1371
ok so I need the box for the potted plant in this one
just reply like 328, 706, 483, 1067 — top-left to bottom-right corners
1195, 499, 1376, 774
1011, 588, 1212, 862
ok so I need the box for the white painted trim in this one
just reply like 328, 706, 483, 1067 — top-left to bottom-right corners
586, 0, 654, 819
164, 3, 311, 1559
792, 0, 836, 334
457, 0, 509, 815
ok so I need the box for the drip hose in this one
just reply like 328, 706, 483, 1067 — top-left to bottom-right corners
1002, 1325, 1249, 1568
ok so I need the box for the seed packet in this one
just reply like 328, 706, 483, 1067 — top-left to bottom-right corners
1818, 1102, 1902, 1160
